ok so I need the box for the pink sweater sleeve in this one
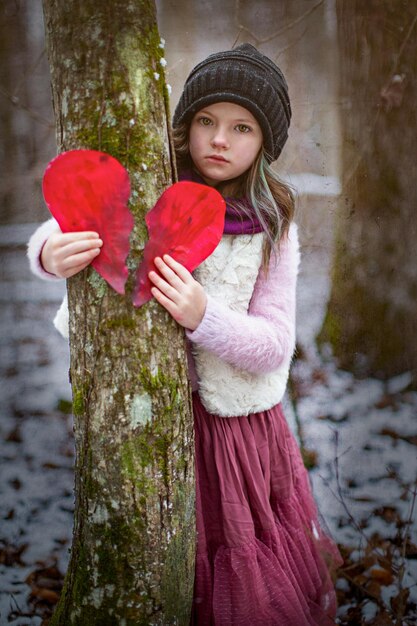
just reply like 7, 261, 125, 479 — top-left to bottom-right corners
186, 223, 300, 375
26, 217, 62, 281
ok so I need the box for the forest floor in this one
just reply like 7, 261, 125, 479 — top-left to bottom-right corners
0, 223, 416, 625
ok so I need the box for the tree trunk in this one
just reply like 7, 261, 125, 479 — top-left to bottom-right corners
318, 0, 417, 379
42, 1, 195, 623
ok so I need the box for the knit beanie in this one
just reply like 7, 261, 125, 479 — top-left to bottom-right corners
172, 43, 291, 162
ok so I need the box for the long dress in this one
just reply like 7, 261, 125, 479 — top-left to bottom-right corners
191, 392, 344, 626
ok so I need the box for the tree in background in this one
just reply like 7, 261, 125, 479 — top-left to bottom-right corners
319, 0, 417, 379
42, 1, 195, 623
0, 1, 55, 223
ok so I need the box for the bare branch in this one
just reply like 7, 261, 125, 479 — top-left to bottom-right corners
0, 86, 53, 127
234, 0, 324, 45
391, 11, 417, 76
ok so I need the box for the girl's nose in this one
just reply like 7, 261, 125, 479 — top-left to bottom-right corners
211, 128, 230, 149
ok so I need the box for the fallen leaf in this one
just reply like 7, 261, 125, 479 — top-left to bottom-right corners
29, 587, 60, 604
390, 586, 410, 614
379, 427, 417, 446
5, 425, 22, 442
365, 578, 381, 597
373, 505, 399, 524
371, 611, 394, 625
26, 564, 64, 608
0, 541, 27, 566
370, 567, 394, 585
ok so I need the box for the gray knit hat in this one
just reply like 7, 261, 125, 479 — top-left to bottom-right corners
172, 43, 291, 162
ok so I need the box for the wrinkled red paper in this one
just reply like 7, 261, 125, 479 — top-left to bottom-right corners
133, 181, 226, 307
42, 150, 133, 294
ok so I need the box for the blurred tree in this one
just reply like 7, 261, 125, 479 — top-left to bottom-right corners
319, 0, 417, 379
0, 1, 55, 223
42, 1, 195, 624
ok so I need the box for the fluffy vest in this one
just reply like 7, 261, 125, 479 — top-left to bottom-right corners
192, 233, 292, 417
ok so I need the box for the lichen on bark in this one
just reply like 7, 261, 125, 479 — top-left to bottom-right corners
42, 1, 195, 623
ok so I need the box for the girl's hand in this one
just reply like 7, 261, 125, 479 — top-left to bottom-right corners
149, 255, 207, 331
41, 231, 103, 278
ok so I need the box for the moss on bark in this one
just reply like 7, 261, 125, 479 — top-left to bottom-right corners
42, 1, 195, 623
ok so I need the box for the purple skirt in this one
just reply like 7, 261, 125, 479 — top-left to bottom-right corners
191, 392, 343, 626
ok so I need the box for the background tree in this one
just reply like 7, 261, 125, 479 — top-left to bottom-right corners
319, 0, 417, 379
0, 0, 55, 224
42, 1, 195, 624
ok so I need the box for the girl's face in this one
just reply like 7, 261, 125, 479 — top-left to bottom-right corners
188, 102, 263, 186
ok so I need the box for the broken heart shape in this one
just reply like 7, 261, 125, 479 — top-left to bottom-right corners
43, 149, 133, 294
42, 150, 226, 306
133, 181, 226, 307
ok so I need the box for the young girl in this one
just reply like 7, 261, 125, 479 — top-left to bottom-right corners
28, 44, 343, 625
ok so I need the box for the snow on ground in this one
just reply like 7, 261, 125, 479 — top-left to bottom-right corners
290, 214, 417, 623
0, 228, 73, 625
1, 221, 416, 624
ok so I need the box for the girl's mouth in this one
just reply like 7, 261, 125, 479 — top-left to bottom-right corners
206, 155, 229, 163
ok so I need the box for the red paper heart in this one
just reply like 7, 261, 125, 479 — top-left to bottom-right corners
42, 150, 133, 294
133, 181, 226, 307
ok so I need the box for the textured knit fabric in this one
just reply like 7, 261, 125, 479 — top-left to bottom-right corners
192, 392, 343, 625
173, 43, 291, 162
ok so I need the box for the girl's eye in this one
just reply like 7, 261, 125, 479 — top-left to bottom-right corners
198, 117, 212, 126
236, 124, 251, 133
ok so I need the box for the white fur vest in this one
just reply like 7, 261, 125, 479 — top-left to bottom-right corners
192, 232, 293, 417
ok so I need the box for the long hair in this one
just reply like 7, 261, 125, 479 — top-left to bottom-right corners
173, 122, 295, 270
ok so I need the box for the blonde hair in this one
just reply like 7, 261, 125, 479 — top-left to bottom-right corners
173, 122, 295, 269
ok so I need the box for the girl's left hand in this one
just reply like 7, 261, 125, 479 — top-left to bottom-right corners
149, 255, 207, 331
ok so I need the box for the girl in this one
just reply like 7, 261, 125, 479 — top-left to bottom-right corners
28, 44, 343, 625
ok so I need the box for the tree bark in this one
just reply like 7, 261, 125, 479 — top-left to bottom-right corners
319, 0, 417, 379
42, 1, 195, 623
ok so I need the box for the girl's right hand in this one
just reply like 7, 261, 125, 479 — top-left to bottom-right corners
41, 231, 103, 278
